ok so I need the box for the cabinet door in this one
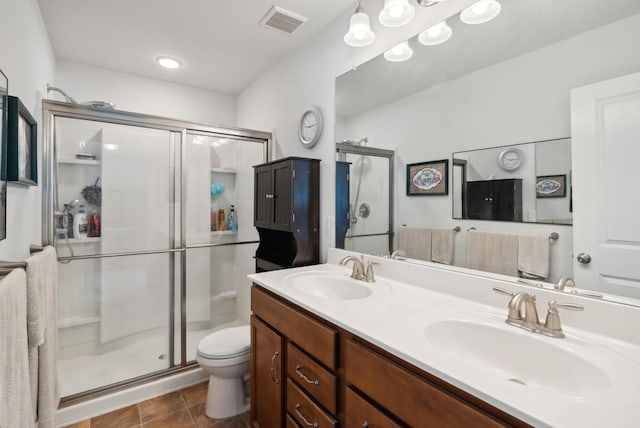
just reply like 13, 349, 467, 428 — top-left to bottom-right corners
254, 164, 273, 228
272, 161, 293, 231
251, 315, 284, 428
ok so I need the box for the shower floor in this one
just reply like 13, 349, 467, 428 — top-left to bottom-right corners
58, 319, 246, 397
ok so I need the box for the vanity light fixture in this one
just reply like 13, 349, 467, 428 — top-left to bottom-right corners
156, 56, 182, 69
460, 0, 501, 25
379, 0, 415, 28
384, 40, 414, 62
418, 20, 452, 45
344, 0, 376, 47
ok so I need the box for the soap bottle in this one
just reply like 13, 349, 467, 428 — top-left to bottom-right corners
218, 208, 225, 231
88, 210, 101, 237
228, 205, 237, 231
74, 204, 88, 238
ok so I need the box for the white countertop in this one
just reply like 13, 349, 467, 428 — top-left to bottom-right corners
248, 249, 640, 428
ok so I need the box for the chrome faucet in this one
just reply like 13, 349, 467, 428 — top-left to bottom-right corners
493, 287, 583, 338
555, 276, 576, 291
390, 249, 407, 260
340, 255, 365, 281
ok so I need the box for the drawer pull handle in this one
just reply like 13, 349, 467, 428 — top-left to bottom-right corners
363, 422, 369, 428
294, 404, 318, 428
295, 365, 320, 385
270, 351, 279, 384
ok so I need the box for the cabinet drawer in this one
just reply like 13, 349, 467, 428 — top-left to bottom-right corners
345, 339, 505, 427
345, 386, 402, 428
252, 286, 337, 369
287, 343, 337, 414
286, 414, 301, 428
287, 379, 337, 428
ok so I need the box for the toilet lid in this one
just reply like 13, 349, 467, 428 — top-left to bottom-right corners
197, 325, 250, 359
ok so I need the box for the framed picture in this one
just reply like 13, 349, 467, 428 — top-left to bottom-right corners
7, 96, 37, 185
407, 159, 449, 196
536, 174, 566, 198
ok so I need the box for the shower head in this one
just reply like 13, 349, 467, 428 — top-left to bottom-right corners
339, 137, 369, 146
46, 84, 115, 110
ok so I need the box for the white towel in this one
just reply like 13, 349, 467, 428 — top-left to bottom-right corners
466, 231, 518, 276
398, 227, 432, 261
518, 234, 550, 280
26, 247, 59, 428
0, 269, 36, 427
431, 229, 455, 265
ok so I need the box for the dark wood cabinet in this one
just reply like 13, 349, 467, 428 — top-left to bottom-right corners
251, 284, 529, 428
253, 157, 320, 271
466, 178, 523, 222
250, 315, 284, 428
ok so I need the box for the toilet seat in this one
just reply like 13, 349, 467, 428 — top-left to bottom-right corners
197, 325, 250, 360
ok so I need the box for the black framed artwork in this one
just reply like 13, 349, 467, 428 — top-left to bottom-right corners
0, 69, 7, 241
406, 159, 449, 196
7, 95, 37, 186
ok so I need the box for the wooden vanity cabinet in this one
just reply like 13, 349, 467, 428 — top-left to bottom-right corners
251, 285, 529, 428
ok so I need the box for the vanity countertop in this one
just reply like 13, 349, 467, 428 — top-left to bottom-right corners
248, 249, 640, 428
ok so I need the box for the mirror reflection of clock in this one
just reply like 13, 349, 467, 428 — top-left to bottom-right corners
498, 149, 522, 171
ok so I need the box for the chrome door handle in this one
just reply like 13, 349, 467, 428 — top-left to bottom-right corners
270, 351, 279, 384
577, 253, 591, 264
295, 365, 320, 385
294, 404, 318, 427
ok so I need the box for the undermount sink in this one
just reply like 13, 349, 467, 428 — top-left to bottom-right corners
420, 311, 612, 398
283, 270, 390, 301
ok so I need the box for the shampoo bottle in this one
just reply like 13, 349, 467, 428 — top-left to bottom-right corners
228, 205, 237, 231
74, 204, 88, 238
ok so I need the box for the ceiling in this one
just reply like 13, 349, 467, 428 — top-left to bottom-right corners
337, 0, 640, 117
37, 0, 354, 94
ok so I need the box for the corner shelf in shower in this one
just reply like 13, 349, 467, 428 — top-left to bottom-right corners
211, 230, 237, 236
211, 167, 237, 174
58, 158, 102, 166
58, 316, 100, 329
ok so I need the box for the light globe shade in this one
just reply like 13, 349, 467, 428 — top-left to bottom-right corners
418, 21, 452, 46
384, 41, 413, 62
379, 0, 415, 28
344, 11, 376, 47
460, 0, 501, 24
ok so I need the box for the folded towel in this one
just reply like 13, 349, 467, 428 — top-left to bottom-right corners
518, 234, 550, 280
431, 229, 455, 265
466, 231, 518, 276
26, 247, 59, 427
398, 227, 432, 261
0, 269, 35, 427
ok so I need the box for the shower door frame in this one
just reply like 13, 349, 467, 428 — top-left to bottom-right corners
42, 100, 271, 404
335, 143, 395, 254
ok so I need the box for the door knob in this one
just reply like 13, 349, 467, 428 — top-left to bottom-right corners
576, 253, 591, 264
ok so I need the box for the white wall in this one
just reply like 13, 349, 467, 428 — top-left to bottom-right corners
0, 0, 56, 260
55, 60, 237, 127
237, 0, 477, 261
337, 14, 640, 281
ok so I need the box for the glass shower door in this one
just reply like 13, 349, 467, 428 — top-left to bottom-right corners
54, 116, 181, 397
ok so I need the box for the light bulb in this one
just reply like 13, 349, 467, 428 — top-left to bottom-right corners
379, 0, 415, 28
389, 5, 404, 18
460, 0, 501, 24
428, 22, 444, 37
156, 56, 181, 69
384, 41, 413, 62
418, 21, 452, 46
344, 9, 375, 47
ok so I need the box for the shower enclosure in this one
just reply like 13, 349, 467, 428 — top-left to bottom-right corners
335, 142, 394, 255
42, 101, 270, 401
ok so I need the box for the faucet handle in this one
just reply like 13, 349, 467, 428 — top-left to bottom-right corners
365, 261, 379, 282
543, 300, 584, 337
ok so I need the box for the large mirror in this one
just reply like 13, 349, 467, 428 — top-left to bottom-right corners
0, 68, 7, 242
452, 138, 572, 225
335, 0, 640, 301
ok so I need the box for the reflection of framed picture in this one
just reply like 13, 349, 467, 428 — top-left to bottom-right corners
407, 159, 449, 196
7, 96, 37, 186
536, 174, 566, 198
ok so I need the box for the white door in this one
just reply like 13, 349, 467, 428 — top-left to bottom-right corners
570, 72, 640, 298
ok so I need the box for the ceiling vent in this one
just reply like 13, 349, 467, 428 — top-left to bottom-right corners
259, 6, 308, 34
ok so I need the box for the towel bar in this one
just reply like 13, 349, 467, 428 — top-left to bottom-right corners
30, 244, 44, 254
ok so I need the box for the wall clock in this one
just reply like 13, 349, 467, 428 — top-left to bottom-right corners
298, 106, 323, 148
497, 149, 522, 171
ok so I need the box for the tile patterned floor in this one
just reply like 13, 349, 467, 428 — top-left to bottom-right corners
63, 382, 250, 428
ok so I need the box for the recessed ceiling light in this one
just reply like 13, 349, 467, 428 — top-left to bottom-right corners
156, 56, 182, 69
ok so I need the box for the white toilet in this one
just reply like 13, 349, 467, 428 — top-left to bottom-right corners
196, 325, 251, 419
